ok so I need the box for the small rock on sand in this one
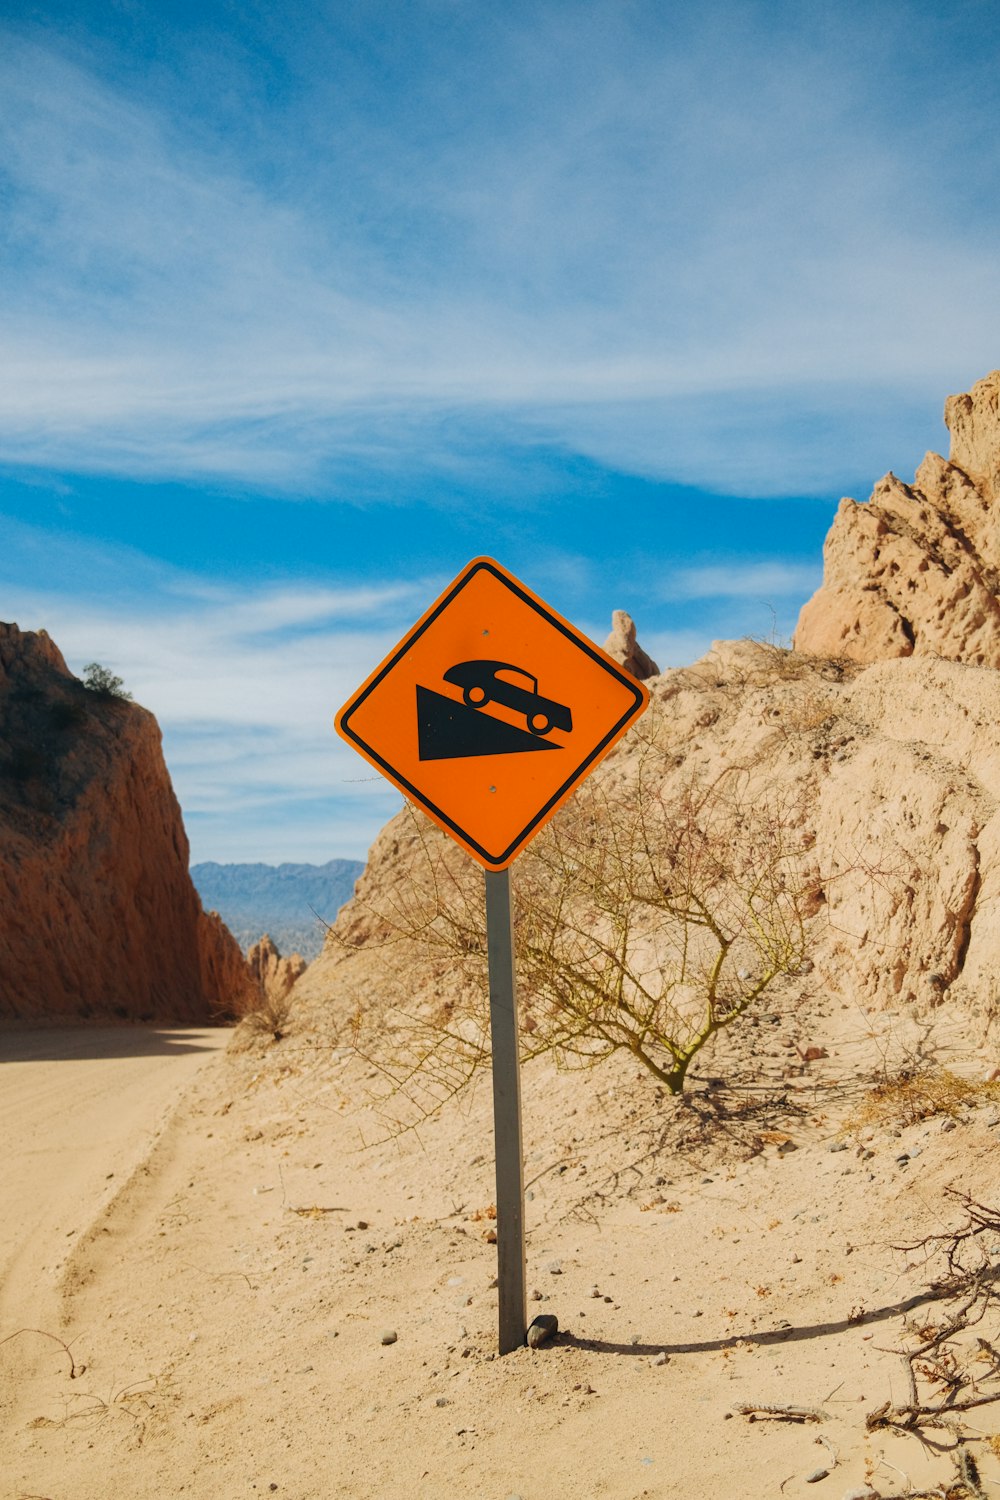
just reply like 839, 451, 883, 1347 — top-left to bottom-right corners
526, 1313, 559, 1348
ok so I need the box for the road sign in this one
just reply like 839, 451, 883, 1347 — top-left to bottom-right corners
335, 556, 649, 871
335, 557, 651, 1353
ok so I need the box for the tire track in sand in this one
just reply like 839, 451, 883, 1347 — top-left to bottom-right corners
0, 1027, 229, 1347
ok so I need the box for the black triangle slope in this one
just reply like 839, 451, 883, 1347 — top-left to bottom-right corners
416, 685, 560, 761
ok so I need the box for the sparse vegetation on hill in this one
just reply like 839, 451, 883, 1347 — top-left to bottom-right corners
843, 1069, 1000, 1133
299, 624, 1000, 1133
335, 709, 825, 1126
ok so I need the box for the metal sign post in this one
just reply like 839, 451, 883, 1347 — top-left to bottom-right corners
484, 867, 527, 1354
334, 557, 650, 1356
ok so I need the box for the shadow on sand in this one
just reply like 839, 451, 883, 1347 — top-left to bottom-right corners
556, 1269, 1000, 1358
0, 1024, 232, 1064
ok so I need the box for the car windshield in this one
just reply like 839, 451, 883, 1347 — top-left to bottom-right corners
497, 667, 537, 691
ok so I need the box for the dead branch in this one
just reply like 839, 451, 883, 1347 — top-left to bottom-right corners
815, 1433, 840, 1466
894, 1190, 1000, 1282
866, 1190, 1000, 1500
733, 1401, 829, 1422
0, 1326, 82, 1378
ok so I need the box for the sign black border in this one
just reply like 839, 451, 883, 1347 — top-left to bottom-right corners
337, 559, 647, 868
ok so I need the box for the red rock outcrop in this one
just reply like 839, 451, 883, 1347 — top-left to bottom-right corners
0, 622, 254, 1023
247, 934, 307, 1004
794, 370, 1000, 665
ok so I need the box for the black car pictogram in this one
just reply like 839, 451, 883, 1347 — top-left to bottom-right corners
443, 660, 573, 736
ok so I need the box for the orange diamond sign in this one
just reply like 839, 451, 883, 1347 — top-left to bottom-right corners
335, 557, 649, 870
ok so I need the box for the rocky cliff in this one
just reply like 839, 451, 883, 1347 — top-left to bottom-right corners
0, 623, 254, 1022
794, 369, 1000, 664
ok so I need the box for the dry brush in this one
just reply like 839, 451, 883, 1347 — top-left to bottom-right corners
337, 718, 824, 1131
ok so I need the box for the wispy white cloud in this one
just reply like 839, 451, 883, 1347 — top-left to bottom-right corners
6, 1, 987, 866
1, 8, 998, 497
665, 561, 822, 602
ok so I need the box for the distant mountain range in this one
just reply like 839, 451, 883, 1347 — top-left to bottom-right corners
190, 858, 364, 962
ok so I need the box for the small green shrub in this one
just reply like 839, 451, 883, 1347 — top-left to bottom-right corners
82, 662, 132, 700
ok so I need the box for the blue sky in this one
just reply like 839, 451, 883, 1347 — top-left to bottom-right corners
2, 0, 999, 863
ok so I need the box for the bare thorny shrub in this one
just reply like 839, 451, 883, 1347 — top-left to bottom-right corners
229, 965, 293, 1044
235, 989, 293, 1043
338, 716, 824, 1133
864, 1190, 1000, 1499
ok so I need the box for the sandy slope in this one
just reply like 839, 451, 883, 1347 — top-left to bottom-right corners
2, 1005, 999, 1500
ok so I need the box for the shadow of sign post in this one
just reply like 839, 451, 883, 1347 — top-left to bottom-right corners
335, 556, 648, 1354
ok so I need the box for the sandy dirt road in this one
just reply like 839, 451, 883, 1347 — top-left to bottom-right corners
3, 1017, 999, 1498
0, 1027, 230, 1339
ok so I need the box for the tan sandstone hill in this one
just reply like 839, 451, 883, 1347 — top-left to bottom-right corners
286, 638, 1000, 1061
285, 374, 1000, 1069
602, 609, 660, 679
794, 368, 1000, 664
0, 623, 253, 1022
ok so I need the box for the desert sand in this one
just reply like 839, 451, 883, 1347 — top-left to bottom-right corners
2, 998, 999, 1500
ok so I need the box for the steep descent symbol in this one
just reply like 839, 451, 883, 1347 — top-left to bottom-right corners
417, 660, 573, 761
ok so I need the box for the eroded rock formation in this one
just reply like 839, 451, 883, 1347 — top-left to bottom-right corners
0, 623, 254, 1022
602, 610, 660, 680
247, 934, 307, 1004
794, 370, 1000, 665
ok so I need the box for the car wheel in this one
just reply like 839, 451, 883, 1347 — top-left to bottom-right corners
464, 685, 488, 708
528, 712, 551, 735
